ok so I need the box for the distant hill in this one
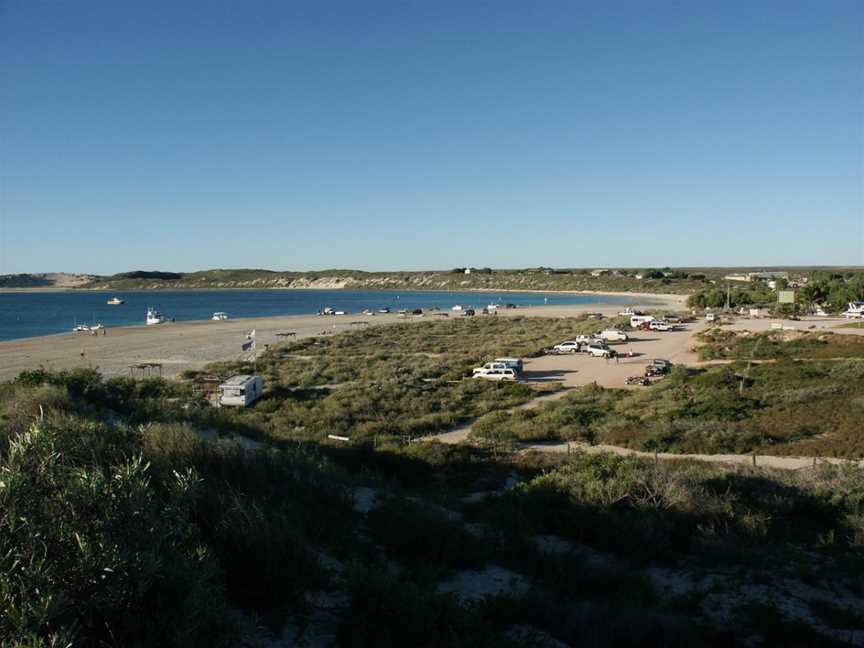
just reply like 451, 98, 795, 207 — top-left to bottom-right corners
8, 267, 861, 295
0, 272, 95, 289
80, 267, 710, 294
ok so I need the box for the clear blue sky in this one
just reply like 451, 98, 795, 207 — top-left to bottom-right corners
1, 1, 862, 274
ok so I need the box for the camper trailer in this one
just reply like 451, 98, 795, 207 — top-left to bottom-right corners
630, 315, 655, 329
218, 375, 263, 407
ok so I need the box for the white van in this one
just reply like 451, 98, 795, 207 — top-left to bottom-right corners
219, 375, 263, 407
599, 329, 628, 343
706, 312, 716, 322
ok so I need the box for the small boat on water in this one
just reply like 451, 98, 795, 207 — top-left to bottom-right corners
212, 312, 229, 321
107, 297, 124, 305
73, 324, 90, 332
146, 308, 165, 326
378, 307, 390, 314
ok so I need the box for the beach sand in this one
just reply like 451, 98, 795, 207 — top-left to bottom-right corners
0, 294, 685, 382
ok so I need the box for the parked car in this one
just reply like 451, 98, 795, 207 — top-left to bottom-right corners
472, 367, 518, 381
649, 321, 673, 331
552, 341, 582, 354
645, 359, 673, 376
463, 309, 476, 316
473, 361, 510, 375
586, 344, 615, 358
705, 312, 716, 322
599, 329, 629, 342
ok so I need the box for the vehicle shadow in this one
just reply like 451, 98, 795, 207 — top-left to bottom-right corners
522, 369, 577, 383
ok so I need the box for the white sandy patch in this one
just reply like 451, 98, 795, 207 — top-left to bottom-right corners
437, 565, 529, 602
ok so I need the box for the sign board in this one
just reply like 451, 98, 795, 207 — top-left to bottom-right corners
778, 290, 796, 304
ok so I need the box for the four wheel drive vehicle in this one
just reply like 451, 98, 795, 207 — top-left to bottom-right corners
663, 315, 682, 323
586, 344, 615, 358
705, 312, 716, 322
599, 329, 629, 342
494, 357, 524, 373
472, 362, 510, 375
463, 309, 476, 316
645, 359, 673, 376
472, 367, 518, 381
649, 321, 673, 331
552, 341, 582, 353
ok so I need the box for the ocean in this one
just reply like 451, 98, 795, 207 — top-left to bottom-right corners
0, 289, 645, 342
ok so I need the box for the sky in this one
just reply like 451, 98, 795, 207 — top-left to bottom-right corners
1, 0, 862, 274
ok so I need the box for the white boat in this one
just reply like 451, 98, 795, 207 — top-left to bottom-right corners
618, 307, 641, 316
107, 297, 124, 305
451, 305, 463, 311
90, 323, 104, 330
378, 307, 390, 314
844, 302, 864, 319
73, 324, 90, 332
487, 303, 498, 310
146, 307, 165, 325
212, 312, 229, 321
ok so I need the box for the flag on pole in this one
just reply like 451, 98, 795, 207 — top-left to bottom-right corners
242, 330, 256, 352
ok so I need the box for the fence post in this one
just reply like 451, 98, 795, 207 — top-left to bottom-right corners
752, 454, 757, 467
654, 450, 659, 464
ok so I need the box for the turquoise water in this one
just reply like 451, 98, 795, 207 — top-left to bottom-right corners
0, 289, 645, 342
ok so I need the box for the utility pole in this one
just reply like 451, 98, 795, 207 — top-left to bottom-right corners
725, 282, 732, 313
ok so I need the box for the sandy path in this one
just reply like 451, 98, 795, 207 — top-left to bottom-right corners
520, 442, 864, 471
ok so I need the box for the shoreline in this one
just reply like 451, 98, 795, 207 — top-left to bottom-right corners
0, 290, 684, 345
0, 299, 677, 382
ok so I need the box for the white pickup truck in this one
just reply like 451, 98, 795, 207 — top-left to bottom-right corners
599, 329, 628, 342
649, 321, 673, 332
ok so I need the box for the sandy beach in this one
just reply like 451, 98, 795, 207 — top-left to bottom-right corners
0, 294, 683, 382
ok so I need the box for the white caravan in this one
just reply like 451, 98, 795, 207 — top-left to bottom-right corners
219, 375, 263, 407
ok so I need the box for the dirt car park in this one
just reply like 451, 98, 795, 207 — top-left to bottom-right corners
520, 320, 707, 389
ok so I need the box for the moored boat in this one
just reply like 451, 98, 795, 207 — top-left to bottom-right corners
107, 297, 124, 305
146, 308, 165, 325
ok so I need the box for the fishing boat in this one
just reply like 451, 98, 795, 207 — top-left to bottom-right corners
146, 308, 165, 325
73, 324, 90, 332
107, 297, 124, 305
212, 312, 229, 321
844, 302, 864, 319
